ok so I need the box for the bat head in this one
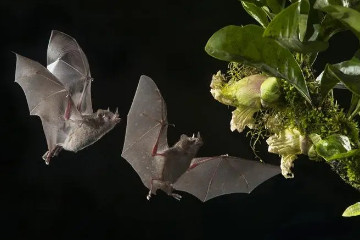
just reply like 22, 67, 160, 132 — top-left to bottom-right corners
177, 132, 204, 152
95, 108, 121, 127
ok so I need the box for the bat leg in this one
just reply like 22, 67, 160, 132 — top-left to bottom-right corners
147, 178, 160, 200
53, 145, 63, 156
147, 179, 175, 200
42, 145, 63, 165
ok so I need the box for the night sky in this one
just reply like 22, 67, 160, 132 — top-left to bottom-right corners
1, 0, 360, 239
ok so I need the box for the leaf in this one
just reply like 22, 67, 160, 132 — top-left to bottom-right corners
263, 0, 328, 53
241, 1, 269, 27
314, 134, 352, 161
318, 64, 343, 99
320, 64, 360, 98
348, 93, 360, 119
266, 0, 286, 13
318, 14, 347, 41
318, 50, 360, 101
239, 0, 267, 7
314, 0, 360, 40
326, 149, 360, 161
205, 25, 311, 103
238, 0, 281, 19
343, 202, 360, 217
334, 49, 360, 75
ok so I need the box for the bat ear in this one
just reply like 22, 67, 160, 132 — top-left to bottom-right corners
196, 132, 204, 145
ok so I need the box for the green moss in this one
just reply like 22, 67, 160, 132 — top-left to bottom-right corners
227, 62, 261, 83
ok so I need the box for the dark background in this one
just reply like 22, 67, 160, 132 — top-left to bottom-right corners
1, 0, 360, 239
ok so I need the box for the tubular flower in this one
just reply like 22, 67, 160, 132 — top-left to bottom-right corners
266, 128, 308, 178
230, 107, 257, 132
260, 77, 281, 107
210, 72, 267, 107
210, 72, 268, 132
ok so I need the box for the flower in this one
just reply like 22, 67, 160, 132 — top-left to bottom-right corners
210, 72, 269, 132
267, 128, 308, 178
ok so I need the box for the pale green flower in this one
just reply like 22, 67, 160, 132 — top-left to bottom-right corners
260, 77, 281, 107
267, 128, 308, 178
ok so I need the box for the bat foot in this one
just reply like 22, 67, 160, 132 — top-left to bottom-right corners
146, 190, 153, 200
42, 151, 51, 165
171, 193, 182, 201
41, 146, 62, 165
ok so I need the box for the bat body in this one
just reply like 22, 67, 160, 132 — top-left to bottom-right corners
15, 30, 120, 164
122, 75, 280, 202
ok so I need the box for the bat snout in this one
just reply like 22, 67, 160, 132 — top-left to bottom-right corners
112, 107, 121, 123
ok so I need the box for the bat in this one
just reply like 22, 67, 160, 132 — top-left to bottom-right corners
15, 30, 120, 165
121, 75, 280, 202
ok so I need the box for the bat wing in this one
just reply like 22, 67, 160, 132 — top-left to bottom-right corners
121, 75, 169, 189
173, 156, 280, 202
15, 54, 82, 152
47, 30, 93, 114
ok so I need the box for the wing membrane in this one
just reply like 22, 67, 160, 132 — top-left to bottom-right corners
174, 156, 280, 202
47, 30, 92, 114
15, 54, 81, 152
122, 75, 169, 188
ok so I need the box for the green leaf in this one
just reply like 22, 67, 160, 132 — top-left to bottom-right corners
343, 202, 360, 217
318, 50, 360, 101
334, 49, 360, 75
318, 64, 343, 99
263, 0, 328, 53
239, 0, 267, 7
266, 0, 286, 13
238, 0, 281, 19
318, 15, 347, 41
241, 1, 269, 27
205, 25, 311, 103
314, 0, 360, 40
348, 93, 360, 119
313, 134, 352, 161
326, 149, 360, 161
320, 64, 360, 98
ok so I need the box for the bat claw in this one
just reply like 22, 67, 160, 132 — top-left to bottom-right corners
42, 151, 51, 165
146, 191, 152, 200
171, 193, 182, 201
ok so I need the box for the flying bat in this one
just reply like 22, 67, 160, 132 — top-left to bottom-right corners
121, 75, 280, 202
15, 30, 120, 165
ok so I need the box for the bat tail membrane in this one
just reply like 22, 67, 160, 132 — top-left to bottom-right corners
173, 156, 280, 202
